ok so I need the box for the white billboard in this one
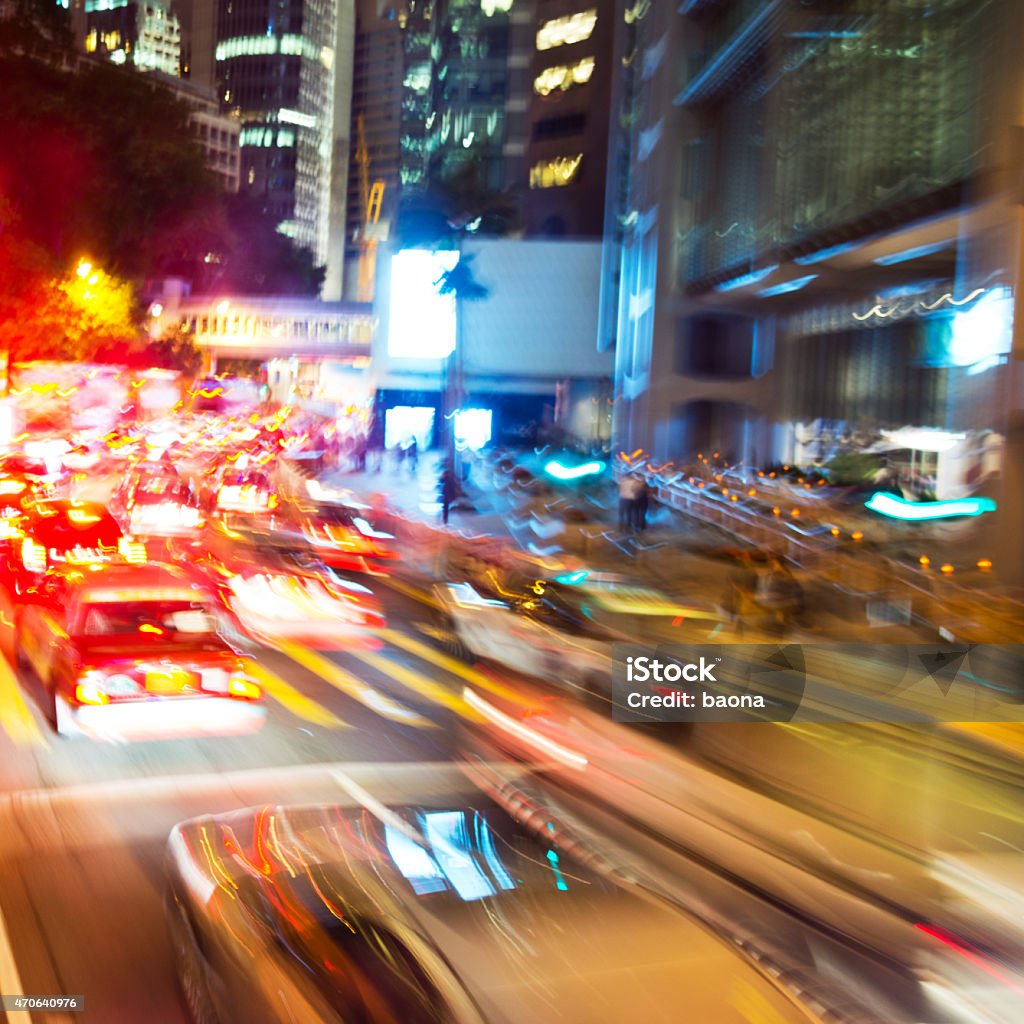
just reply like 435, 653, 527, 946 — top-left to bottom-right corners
387, 250, 459, 360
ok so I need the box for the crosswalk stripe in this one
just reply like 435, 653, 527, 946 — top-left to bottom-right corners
0, 652, 49, 750
275, 640, 435, 729
245, 662, 350, 729
347, 647, 482, 720
377, 628, 539, 710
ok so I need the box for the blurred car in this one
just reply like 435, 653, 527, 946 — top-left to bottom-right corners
1, 499, 145, 589
14, 562, 265, 739
206, 465, 279, 519
0, 452, 68, 514
288, 501, 398, 574
111, 463, 204, 538
222, 569, 385, 648
436, 573, 724, 703
166, 799, 820, 1024
177, 526, 386, 648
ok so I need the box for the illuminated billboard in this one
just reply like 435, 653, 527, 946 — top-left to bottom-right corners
388, 249, 459, 359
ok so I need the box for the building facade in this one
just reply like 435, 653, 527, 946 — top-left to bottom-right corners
374, 237, 614, 447
150, 70, 241, 191
198, 0, 354, 293
521, 1, 614, 237
84, 0, 181, 75
604, 0, 1024, 574
344, 0, 404, 299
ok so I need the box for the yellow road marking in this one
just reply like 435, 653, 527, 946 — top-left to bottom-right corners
382, 576, 441, 608
378, 628, 539, 709
0, 652, 49, 749
245, 662, 350, 729
275, 640, 435, 729
347, 647, 481, 720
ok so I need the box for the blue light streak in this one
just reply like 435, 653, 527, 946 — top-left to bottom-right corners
544, 459, 605, 481
865, 492, 997, 521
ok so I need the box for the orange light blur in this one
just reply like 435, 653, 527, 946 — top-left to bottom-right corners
977, 558, 993, 572
940, 564, 955, 575
747, 488, 756, 497
919, 556, 931, 567
772, 507, 780, 516
830, 527, 840, 537
852, 531, 863, 541
791, 508, 800, 518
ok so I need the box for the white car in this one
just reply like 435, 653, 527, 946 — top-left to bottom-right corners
438, 573, 724, 702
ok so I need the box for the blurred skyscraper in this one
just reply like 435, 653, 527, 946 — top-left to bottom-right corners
186, 0, 354, 296
350, 0, 615, 263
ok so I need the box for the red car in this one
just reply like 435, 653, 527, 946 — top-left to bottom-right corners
15, 562, 265, 740
0, 499, 146, 593
290, 502, 398, 575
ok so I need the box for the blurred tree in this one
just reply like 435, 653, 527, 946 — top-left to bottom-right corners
397, 154, 520, 248
0, 57, 308, 296
194, 196, 324, 296
0, 55, 222, 281
0, 253, 140, 363
0, 0, 73, 56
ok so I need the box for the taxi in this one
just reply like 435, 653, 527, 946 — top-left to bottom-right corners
1, 499, 145, 591
15, 562, 265, 739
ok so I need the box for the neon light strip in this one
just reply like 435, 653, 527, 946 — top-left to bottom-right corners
544, 459, 605, 481
865, 492, 996, 521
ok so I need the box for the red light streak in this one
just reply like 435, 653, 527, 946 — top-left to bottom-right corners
915, 923, 1024, 994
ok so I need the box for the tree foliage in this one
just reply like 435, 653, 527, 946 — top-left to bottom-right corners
397, 154, 520, 248
435, 253, 489, 302
189, 196, 325, 296
0, 50, 323, 367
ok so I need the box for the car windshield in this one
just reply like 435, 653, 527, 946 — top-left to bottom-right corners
29, 505, 122, 549
136, 480, 194, 505
222, 471, 268, 489
135, 474, 182, 496
79, 599, 218, 636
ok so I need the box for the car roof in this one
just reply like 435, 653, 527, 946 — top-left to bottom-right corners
56, 561, 208, 594
170, 803, 818, 1024
27, 499, 110, 515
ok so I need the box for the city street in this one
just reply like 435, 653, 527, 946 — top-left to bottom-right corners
0, 580, 525, 1023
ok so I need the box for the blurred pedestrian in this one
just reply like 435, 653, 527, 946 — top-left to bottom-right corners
406, 436, 419, 474
633, 477, 650, 532
618, 474, 641, 530
439, 464, 457, 525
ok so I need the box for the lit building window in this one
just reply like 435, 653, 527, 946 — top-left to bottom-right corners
534, 56, 595, 96
216, 34, 318, 62
481, 0, 512, 15
529, 154, 583, 188
84, 29, 97, 52
536, 9, 597, 51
